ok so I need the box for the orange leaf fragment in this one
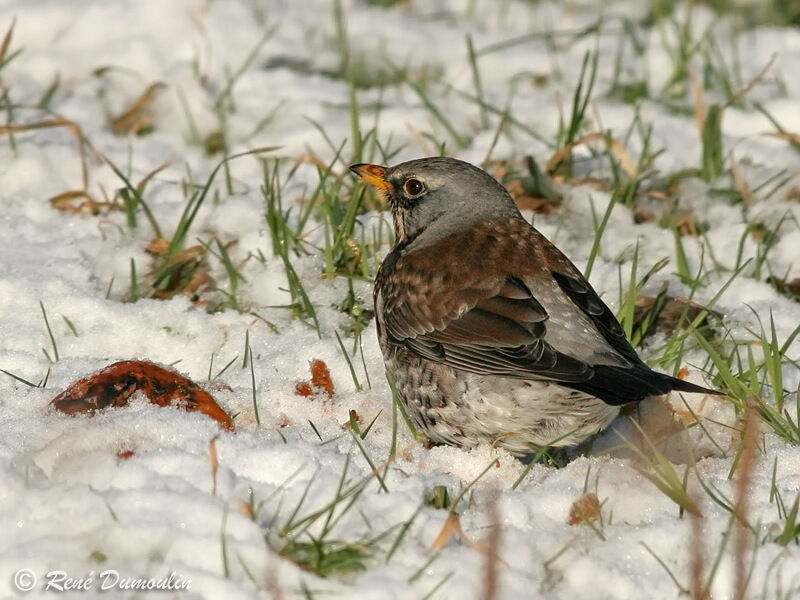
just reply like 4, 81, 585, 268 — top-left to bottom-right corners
294, 359, 334, 398
431, 512, 495, 556
51, 360, 233, 430
567, 492, 601, 526
110, 82, 163, 136
209, 435, 220, 496
310, 359, 334, 396
295, 382, 314, 397
146, 237, 171, 255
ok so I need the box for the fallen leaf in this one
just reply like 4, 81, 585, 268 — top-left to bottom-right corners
568, 492, 601, 526
146, 238, 171, 255
209, 435, 219, 495
310, 359, 334, 396
767, 276, 800, 301
110, 82, 164, 136
295, 382, 313, 397
50, 190, 119, 215
730, 159, 754, 206
431, 512, 475, 551
51, 360, 233, 430
546, 132, 636, 177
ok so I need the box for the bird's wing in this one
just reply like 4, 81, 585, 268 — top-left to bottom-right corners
402, 277, 595, 382
379, 226, 595, 383
536, 229, 644, 366
378, 219, 712, 404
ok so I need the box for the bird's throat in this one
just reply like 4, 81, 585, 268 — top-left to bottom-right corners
391, 204, 407, 243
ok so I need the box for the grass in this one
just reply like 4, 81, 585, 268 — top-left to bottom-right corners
256, 455, 398, 578
39, 301, 60, 363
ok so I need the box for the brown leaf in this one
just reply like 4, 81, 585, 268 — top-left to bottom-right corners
51, 360, 233, 430
146, 238, 171, 255
50, 190, 119, 215
488, 163, 560, 215
690, 70, 706, 135
157, 244, 207, 268
240, 500, 254, 520
110, 83, 164, 136
675, 213, 700, 237
567, 492, 601, 526
764, 131, 800, 146
135, 160, 172, 195
310, 359, 334, 396
431, 512, 472, 551
431, 512, 499, 560
768, 276, 800, 301
209, 435, 219, 495
295, 382, 313, 397
730, 159, 754, 206
546, 132, 636, 177
0, 18, 15, 65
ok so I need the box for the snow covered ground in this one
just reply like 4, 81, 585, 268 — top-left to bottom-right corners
1, 1, 800, 598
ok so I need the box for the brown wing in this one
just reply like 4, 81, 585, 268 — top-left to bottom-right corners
378, 219, 719, 405
403, 278, 594, 382
378, 221, 595, 383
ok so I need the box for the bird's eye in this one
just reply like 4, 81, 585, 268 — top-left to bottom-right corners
403, 178, 426, 197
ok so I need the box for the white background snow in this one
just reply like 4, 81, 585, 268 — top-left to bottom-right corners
1, 0, 800, 598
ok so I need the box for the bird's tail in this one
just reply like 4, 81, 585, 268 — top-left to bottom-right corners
565, 365, 723, 406
665, 373, 723, 397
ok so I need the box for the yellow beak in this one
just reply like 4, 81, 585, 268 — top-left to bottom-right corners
350, 163, 393, 192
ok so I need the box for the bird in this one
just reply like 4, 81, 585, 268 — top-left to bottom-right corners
350, 157, 721, 456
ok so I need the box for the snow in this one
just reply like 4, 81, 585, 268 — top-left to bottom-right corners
1, 0, 800, 598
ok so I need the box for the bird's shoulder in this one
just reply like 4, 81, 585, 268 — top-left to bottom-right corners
377, 217, 542, 296
374, 218, 547, 338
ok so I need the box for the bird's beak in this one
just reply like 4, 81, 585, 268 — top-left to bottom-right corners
350, 163, 393, 192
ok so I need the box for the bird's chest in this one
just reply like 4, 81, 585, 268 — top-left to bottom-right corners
373, 285, 390, 353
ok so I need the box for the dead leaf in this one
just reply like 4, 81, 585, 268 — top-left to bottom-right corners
675, 213, 700, 237
546, 132, 636, 177
763, 131, 800, 146
730, 159, 754, 205
310, 359, 334, 396
567, 492, 601, 526
110, 82, 164, 136
209, 435, 219, 495
146, 238, 171, 255
690, 70, 706, 135
294, 382, 313, 397
50, 190, 119, 215
51, 360, 233, 430
0, 18, 15, 65
294, 359, 335, 398
767, 276, 800, 301
431, 512, 480, 552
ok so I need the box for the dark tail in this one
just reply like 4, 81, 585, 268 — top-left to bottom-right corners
564, 364, 723, 406
668, 374, 723, 397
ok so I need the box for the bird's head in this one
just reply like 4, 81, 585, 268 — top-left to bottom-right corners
350, 157, 521, 246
